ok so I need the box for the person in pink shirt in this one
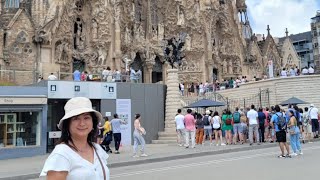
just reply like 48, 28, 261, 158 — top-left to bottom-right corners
184, 109, 196, 148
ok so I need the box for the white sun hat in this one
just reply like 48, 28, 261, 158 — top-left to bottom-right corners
57, 97, 103, 130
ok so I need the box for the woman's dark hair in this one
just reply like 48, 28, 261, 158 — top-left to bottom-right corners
135, 113, 141, 119
258, 107, 263, 112
114, 113, 118, 118
213, 111, 219, 116
57, 112, 98, 151
299, 108, 303, 113
196, 113, 203, 120
226, 109, 231, 115
305, 107, 309, 112
289, 110, 295, 116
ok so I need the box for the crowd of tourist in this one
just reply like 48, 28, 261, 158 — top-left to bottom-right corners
44, 66, 142, 83
175, 103, 319, 158
280, 66, 315, 77
179, 76, 251, 96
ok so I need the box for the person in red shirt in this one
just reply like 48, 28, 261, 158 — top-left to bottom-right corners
184, 109, 196, 148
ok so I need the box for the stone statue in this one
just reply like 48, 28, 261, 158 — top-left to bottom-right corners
158, 23, 164, 41
55, 40, 70, 63
185, 34, 191, 50
151, 27, 158, 40
125, 27, 132, 44
40, 0, 66, 42
177, 7, 185, 26
92, 19, 98, 39
228, 60, 233, 74
75, 23, 82, 48
222, 59, 227, 73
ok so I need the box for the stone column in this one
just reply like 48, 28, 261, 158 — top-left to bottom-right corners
144, 63, 153, 83
164, 69, 181, 132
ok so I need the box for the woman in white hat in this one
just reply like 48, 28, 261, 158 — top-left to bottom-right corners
40, 97, 109, 180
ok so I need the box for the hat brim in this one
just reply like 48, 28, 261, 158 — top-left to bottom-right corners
57, 108, 103, 130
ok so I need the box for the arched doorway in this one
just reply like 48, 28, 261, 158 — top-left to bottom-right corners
212, 68, 218, 81
130, 52, 144, 83
73, 59, 85, 72
152, 56, 163, 83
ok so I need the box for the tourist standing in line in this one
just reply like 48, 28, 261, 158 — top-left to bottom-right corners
40, 97, 110, 179
132, 114, 148, 157
184, 109, 196, 148
240, 112, 248, 143
302, 107, 312, 143
203, 110, 213, 145
308, 104, 319, 138
175, 109, 186, 146
232, 108, 243, 144
271, 105, 291, 158
222, 109, 233, 145
257, 108, 266, 143
110, 113, 127, 154
288, 110, 303, 156
247, 105, 259, 145
212, 111, 224, 146
195, 113, 204, 145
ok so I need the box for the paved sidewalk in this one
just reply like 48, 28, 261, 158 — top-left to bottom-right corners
0, 142, 282, 180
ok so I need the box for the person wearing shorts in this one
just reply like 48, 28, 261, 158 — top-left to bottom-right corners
271, 105, 291, 158
203, 110, 213, 145
233, 108, 243, 144
303, 107, 312, 143
212, 111, 224, 146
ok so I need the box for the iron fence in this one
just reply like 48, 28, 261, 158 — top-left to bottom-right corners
183, 88, 270, 113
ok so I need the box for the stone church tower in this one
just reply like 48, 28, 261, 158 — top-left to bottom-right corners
0, 0, 293, 85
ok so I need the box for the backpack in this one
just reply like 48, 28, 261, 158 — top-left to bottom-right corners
225, 115, 232, 125
233, 112, 241, 123
276, 113, 287, 131
203, 115, 210, 126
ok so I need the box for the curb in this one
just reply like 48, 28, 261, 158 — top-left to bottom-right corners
108, 143, 278, 168
0, 143, 279, 180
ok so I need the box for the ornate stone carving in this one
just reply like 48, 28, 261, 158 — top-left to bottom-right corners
92, 19, 98, 40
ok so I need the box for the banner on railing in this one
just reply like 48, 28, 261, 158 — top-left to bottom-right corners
48, 81, 117, 99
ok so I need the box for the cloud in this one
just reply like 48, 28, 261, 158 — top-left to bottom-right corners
246, 0, 320, 37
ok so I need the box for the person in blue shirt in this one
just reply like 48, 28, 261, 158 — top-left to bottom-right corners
73, 70, 81, 81
271, 105, 291, 158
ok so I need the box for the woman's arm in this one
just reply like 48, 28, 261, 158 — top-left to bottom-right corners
47, 171, 68, 180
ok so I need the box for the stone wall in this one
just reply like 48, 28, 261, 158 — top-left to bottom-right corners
218, 75, 320, 108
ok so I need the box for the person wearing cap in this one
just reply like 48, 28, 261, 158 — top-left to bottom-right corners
308, 104, 319, 138
203, 110, 213, 145
40, 97, 109, 180
110, 113, 127, 154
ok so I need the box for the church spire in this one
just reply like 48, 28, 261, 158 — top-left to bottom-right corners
285, 28, 289, 37
267, 25, 270, 35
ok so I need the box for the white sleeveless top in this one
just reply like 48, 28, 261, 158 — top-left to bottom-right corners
212, 116, 221, 129
40, 143, 110, 180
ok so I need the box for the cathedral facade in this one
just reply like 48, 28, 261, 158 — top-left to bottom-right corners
0, 0, 299, 85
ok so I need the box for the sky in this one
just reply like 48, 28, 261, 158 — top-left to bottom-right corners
246, 0, 320, 38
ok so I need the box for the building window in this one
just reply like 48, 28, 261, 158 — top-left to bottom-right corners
0, 112, 41, 148
5, 0, 20, 8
